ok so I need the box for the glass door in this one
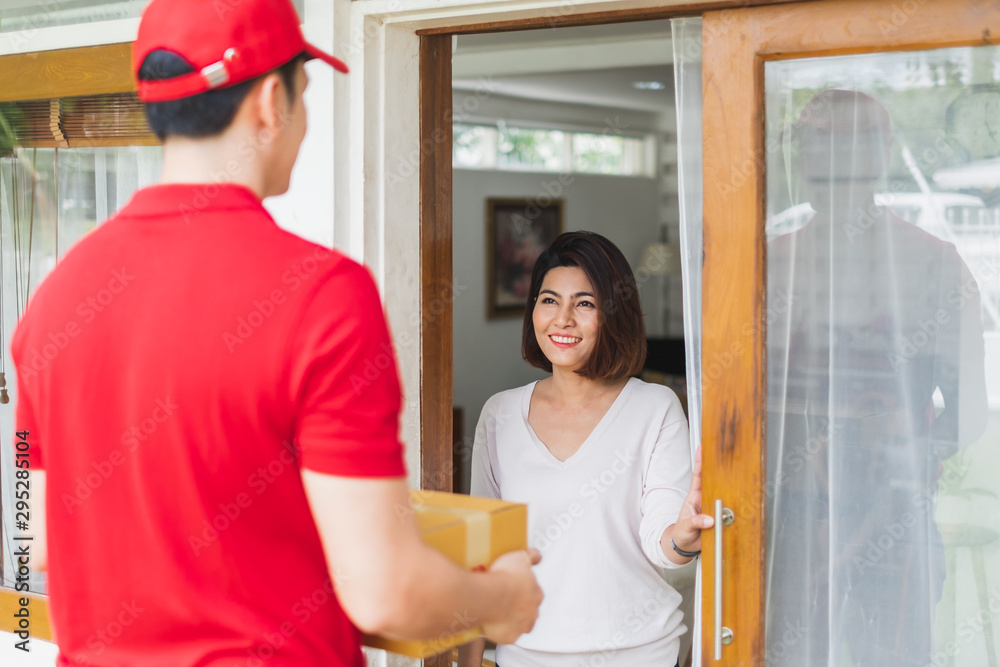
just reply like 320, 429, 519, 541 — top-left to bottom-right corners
699, 2, 1000, 665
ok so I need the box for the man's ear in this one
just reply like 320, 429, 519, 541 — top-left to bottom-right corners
254, 72, 288, 139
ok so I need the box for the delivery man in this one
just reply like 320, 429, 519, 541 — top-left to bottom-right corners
11, 0, 542, 665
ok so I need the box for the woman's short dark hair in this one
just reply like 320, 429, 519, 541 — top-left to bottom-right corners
138, 50, 304, 141
522, 231, 646, 380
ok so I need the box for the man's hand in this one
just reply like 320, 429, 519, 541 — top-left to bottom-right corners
481, 549, 543, 645
302, 471, 544, 641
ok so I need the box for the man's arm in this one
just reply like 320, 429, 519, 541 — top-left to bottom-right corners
301, 470, 542, 641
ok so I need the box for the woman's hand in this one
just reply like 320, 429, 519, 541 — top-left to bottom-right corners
663, 446, 715, 564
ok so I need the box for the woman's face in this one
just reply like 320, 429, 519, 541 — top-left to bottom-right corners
532, 266, 600, 374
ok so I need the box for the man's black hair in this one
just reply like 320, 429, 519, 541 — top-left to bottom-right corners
139, 50, 304, 141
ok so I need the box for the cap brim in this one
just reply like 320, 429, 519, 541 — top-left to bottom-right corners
305, 43, 348, 74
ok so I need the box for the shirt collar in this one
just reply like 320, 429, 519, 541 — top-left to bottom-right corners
119, 183, 265, 220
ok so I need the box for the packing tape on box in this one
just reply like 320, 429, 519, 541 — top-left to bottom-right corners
413, 501, 491, 567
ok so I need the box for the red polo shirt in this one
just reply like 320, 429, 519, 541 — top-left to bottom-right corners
12, 183, 406, 666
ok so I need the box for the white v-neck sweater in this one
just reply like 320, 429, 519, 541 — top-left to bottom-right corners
471, 377, 693, 667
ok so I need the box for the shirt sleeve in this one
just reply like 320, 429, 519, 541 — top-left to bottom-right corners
639, 395, 692, 569
470, 395, 501, 499
289, 261, 406, 477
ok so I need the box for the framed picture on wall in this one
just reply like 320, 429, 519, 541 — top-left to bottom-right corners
487, 197, 565, 319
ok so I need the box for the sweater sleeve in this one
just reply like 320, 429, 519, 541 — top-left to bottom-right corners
470, 395, 502, 499
639, 397, 693, 569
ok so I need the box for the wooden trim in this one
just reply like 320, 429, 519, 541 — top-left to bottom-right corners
7, 137, 162, 148
0, 590, 53, 642
415, 0, 814, 35
451, 647, 495, 666
0, 43, 134, 103
700, 8, 766, 665
699, 1, 1000, 664
731, 0, 1000, 58
419, 30, 455, 667
418, 32, 454, 496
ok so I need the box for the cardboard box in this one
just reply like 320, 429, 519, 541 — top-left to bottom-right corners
362, 490, 527, 658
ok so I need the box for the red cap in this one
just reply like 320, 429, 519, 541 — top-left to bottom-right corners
133, 0, 348, 103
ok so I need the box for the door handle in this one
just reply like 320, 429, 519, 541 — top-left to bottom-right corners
714, 500, 735, 659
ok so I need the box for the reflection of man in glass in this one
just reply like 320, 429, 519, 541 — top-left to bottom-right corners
766, 89, 989, 666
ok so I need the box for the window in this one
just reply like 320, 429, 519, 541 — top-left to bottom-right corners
454, 122, 653, 177
0, 49, 162, 594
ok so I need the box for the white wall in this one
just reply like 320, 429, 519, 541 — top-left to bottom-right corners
451, 168, 661, 484
0, 632, 57, 666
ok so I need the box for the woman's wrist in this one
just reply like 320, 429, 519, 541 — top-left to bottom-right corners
670, 536, 701, 558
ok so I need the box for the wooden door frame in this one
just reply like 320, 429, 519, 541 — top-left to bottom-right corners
419, 33, 455, 498
412, 3, 809, 666
700, 1, 1000, 664
412, 0, 813, 500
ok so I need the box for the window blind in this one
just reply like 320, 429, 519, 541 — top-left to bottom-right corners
0, 92, 158, 151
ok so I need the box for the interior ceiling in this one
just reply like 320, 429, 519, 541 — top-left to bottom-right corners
453, 20, 675, 113
454, 65, 674, 113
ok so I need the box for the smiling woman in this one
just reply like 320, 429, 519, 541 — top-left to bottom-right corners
461, 231, 712, 667
521, 232, 645, 381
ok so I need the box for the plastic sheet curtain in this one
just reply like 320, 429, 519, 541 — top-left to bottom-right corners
0, 146, 162, 590
672, 23, 1000, 665
671, 16, 705, 667
764, 49, 1000, 666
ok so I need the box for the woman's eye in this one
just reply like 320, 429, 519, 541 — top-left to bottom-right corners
578, 300, 595, 308
541, 297, 557, 305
